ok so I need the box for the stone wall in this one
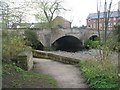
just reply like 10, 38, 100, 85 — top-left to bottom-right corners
33, 50, 80, 65
17, 47, 33, 71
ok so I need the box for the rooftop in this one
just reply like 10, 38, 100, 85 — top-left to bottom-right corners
87, 11, 119, 19
8, 16, 71, 29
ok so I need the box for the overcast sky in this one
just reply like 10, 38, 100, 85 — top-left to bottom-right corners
5, 0, 120, 27
61, 0, 120, 27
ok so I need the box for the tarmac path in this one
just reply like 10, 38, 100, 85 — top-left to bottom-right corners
33, 58, 88, 88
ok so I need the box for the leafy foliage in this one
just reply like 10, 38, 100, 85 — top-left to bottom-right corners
24, 29, 43, 50
34, 0, 66, 29
79, 60, 118, 88
85, 40, 99, 49
2, 30, 26, 62
113, 25, 120, 52
2, 63, 58, 88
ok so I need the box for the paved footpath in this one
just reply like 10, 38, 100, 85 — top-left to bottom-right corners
33, 58, 88, 88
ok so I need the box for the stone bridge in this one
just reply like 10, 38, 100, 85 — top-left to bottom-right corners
8, 28, 112, 49
34, 28, 112, 47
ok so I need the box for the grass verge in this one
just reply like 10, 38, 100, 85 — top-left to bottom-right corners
2, 63, 58, 88
79, 60, 119, 88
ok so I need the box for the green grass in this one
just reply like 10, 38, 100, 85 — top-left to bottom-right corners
79, 60, 119, 88
2, 63, 58, 88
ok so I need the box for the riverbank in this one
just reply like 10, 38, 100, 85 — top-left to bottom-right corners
48, 49, 118, 64
2, 63, 58, 88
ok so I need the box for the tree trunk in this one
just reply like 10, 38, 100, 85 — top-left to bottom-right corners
118, 51, 120, 86
118, 26, 120, 86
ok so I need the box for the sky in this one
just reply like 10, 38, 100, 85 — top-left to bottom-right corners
61, 0, 120, 27
4, 0, 120, 27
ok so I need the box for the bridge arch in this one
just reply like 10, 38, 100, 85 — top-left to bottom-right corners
51, 34, 81, 45
51, 35, 84, 52
35, 41, 44, 50
88, 34, 99, 41
36, 31, 48, 47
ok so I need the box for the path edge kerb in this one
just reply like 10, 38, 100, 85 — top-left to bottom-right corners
33, 50, 80, 65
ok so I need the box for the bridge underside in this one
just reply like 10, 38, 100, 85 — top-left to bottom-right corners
35, 41, 44, 50
52, 35, 84, 52
29, 40, 44, 50
89, 35, 99, 41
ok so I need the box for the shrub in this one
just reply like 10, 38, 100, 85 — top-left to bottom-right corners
79, 60, 118, 88
2, 63, 58, 88
24, 30, 43, 50
85, 40, 99, 49
2, 30, 26, 62
112, 25, 120, 52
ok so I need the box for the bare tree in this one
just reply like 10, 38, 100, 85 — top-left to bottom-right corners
117, 25, 120, 83
35, 0, 67, 29
8, 1, 33, 27
0, 1, 9, 29
97, 0, 102, 63
118, 6, 120, 85
1, 0, 33, 28
97, 0, 113, 63
104, 0, 112, 43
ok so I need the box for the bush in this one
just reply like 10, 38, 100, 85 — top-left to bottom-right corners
112, 25, 120, 52
24, 30, 43, 50
2, 30, 26, 62
2, 63, 58, 88
85, 40, 99, 49
79, 60, 118, 88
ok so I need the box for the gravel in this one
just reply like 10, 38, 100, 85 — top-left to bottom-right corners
48, 49, 118, 62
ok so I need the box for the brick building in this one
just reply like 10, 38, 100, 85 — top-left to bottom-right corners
86, 11, 119, 30
118, 1, 120, 24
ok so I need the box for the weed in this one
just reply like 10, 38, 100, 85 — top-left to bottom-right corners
2, 63, 58, 88
14, 65, 24, 73
79, 60, 118, 88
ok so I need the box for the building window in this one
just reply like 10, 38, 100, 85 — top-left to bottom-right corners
113, 17, 116, 20
91, 24, 93, 28
108, 22, 112, 27
88, 25, 90, 27
114, 22, 116, 25
88, 19, 90, 22
118, 17, 120, 20
100, 23, 102, 27
93, 23, 96, 28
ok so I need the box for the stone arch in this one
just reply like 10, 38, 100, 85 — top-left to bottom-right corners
88, 34, 99, 41
51, 35, 84, 52
51, 34, 65, 46
36, 32, 47, 47
51, 34, 80, 45
35, 41, 44, 50
66, 33, 81, 39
